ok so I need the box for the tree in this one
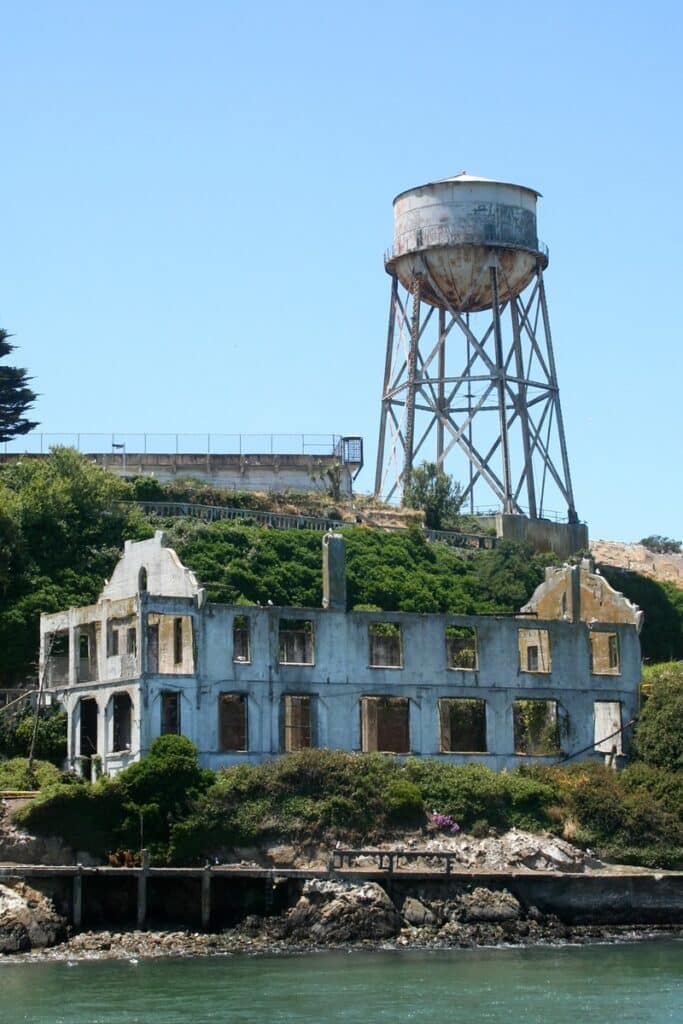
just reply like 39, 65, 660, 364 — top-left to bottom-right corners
402, 462, 464, 530
640, 535, 682, 555
631, 662, 683, 771
0, 447, 150, 684
0, 330, 38, 443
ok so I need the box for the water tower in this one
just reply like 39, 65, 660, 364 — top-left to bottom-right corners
374, 173, 580, 533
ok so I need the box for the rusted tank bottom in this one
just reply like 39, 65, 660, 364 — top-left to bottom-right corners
388, 245, 541, 312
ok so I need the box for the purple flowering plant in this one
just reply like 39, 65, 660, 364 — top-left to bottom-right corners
430, 811, 460, 834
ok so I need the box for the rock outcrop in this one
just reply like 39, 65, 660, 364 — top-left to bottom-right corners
0, 882, 67, 954
284, 879, 400, 943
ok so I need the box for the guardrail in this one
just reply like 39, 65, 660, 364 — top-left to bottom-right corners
117, 501, 496, 549
120, 501, 348, 533
0, 432, 357, 459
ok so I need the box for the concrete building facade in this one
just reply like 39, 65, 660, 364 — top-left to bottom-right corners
40, 533, 642, 778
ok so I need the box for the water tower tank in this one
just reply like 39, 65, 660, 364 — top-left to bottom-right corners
386, 173, 546, 312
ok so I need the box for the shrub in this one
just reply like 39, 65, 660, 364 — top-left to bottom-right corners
0, 708, 67, 766
403, 760, 510, 829
631, 662, 683, 770
0, 757, 63, 791
14, 778, 125, 856
14, 735, 214, 863
384, 779, 424, 826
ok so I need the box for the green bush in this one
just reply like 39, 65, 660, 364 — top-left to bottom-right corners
403, 760, 510, 829
631, 662, 683, 770
14, 778, 125, 856
14, 735, 214, 863
12, 739, 683, 870
0, 708, 67, 765
548, 761, 683, 869
0, 757, 63, 791
384, 779, 425, 826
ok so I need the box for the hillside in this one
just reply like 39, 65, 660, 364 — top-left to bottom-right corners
592, 539, 683, 589
1, 448, 682, 682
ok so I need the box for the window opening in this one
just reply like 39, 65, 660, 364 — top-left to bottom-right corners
282, 695, 312, 751
589, 631, 620, 675
513, 699, 560, 756
147, 622, 159, 673
79, 697, 98, 757
439, 698, 487, 752
107, 627, 119, 658
518, 628, 551, 673
112, 693, 132, 752
368, 622, 403, 668
46, 631, 70, 685
609, 635, 619, 670
445, 626, 477, 670
161, 692, 180, 735
219, 693, 247, 751
127, 628, 137, 655
77, 625, 99, 682
173, 618, 183, 665
233, 615, 251, 663
360, 696, 410, 753
279, 619, 314, 665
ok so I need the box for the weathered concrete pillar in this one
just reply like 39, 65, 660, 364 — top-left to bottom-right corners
322, 533, 346, 610
264, 876, 274, 913
201, 867, 212, 929
72, 868, 83, 928
69, 623, 79, 686
137, 850, 150, 928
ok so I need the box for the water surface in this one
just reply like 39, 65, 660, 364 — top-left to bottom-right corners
1, 940, 681, 1024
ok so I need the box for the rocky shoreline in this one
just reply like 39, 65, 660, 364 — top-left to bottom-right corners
3, 877, 681, 963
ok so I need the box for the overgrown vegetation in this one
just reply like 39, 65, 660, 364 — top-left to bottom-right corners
631, 662, 683, 770
14, 672, 683, 869
0, 706, 67, 765
13, 736, 213, 860
0, 448, 149, 684
0, 757, 65, 792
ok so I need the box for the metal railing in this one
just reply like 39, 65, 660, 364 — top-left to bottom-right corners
118, 501, 349, 533
117, 501, 496, 549
471, 505, 582, 526
0, 432, 353, 459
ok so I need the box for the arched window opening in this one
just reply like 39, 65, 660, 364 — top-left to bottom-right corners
112, 692, 133, 752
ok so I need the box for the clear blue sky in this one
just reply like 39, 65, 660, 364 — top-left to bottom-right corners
1, 1, 681, 543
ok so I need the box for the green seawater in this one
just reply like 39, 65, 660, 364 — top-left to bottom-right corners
1, 941, 681, 1024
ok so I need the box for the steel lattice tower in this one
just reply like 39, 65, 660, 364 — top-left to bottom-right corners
374, 173, 578, 524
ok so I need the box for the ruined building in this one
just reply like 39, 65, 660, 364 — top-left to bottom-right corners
40, 532, 642, 778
